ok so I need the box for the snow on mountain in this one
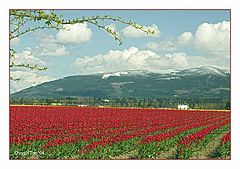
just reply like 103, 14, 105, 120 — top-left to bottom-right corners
102, 71, 129, 79
100, 66, 227, 80
180, 66, 227, 77
155, 77, 181, 80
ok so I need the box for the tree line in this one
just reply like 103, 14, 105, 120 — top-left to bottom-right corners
10, 97, 230, 110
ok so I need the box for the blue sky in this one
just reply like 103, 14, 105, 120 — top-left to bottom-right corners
10, 10, 230, 92
14, 10, 230, 54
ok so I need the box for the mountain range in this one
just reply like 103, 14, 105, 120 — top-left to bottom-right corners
11, 66, 230, 99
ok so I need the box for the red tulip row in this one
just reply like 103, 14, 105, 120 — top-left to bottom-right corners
82, 115, 228, 152
46, 111, 229, 149
140, 116, 229, 144
178, 119, 230, 147
27, 109, 219, 148
221, 131, 231, 144
10, 106, 230, 151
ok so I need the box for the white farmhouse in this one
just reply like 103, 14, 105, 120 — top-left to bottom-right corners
78, 104, 88, 107
103, 99, 110, 102
178, 104, 189, 110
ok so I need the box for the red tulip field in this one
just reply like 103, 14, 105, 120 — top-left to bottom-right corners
10, 106, 230, 159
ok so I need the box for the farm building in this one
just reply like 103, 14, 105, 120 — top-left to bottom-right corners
178, 104, 189, 110
78, 104, 88, 107
103, 99, 110, 102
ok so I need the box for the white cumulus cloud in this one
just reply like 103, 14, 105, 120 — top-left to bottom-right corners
146, 40, 177, 52
12, 47, 46, 66
56, 23, 92, 44
10, 70, 53, 93
10, 46, 57, 93
146, 32, 193, 52
177, 32, 194, 46
40, 45, 69, 57
10, 47, 51, 93
36, 34, 69, 57
145, 21, 229, 57
122, 24, 160, 38
148, 52, 190, 70
72, 47, 190, 74
194, 21, 230, 56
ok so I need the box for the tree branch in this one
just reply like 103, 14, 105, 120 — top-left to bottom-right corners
10, 62, 47, 70
10, 10, 155, 77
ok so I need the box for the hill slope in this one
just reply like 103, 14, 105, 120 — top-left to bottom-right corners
11, 66, 230, 99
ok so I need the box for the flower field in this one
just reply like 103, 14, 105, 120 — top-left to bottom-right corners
10, 106, 230, 159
